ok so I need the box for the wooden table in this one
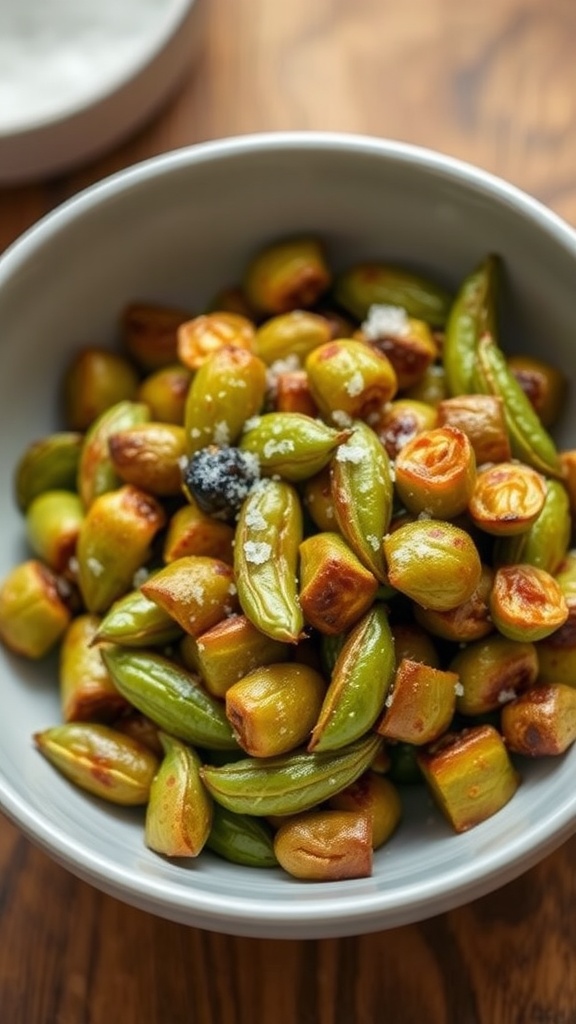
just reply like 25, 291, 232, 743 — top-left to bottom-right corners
2, 1, 576, 1020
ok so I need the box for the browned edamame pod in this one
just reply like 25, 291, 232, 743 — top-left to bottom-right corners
225, 663, 325, 757
63, 347, 140, 431
489, 564, 568, 642
273, 809, 373, 880
383, 520, 482, 612
177, 311, 255, 370
417, 725, 519, 833
501, 683, 576, 756
468, 461, 547, 537
179, 614, 288, 698
328, 771, 402, 849
244, 238, 331, 315
437, 393, 511, 466
141, 556, 237, 638
78, 400, 150, 509
376, 658, 458, 746
0, 559, 71, 658
298, 531, 378, 635
34, 722, 159, 805
60, 613, 129, 721
76, 484, 165, 613
145, 733, 212, 857
449, 633, 538, 716
394, 425, 476, 519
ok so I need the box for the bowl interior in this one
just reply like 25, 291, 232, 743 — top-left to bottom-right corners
0, 134, 575, 939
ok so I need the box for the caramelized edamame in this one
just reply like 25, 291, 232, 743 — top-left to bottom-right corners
1, 238, 574, 882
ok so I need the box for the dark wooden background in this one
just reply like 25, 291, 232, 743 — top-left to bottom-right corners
2, 0, 576, 1020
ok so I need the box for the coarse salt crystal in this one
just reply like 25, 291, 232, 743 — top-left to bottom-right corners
345, 370, 365, 397
271, 354, 301, 374
244, 506, 267, 530
241, 451, 261, 477
335, 443, 366, 464
132, 567, 150, 588
454, 682, 464, 696
263, 438, 294, 458
213, 420, 230, 446
362, 303, 410, 340
243, 416, 261, 432
243, 541, 272, 564
331, 409, 353, 428
188, 582, 205, 604
498, 688, 517, 704
266, 355, 301, 392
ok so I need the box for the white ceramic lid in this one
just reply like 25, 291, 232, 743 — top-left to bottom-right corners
0, 0, 204, 184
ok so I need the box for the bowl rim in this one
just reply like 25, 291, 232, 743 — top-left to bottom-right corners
1, 130, 576, 935
4, 130, 576, 267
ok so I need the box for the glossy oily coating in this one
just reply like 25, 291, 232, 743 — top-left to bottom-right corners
2, 234, 575, 895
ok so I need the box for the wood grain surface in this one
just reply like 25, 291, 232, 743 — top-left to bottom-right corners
2, 0, 576, 1021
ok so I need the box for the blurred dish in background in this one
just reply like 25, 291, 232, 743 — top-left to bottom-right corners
0, 0, 204, 184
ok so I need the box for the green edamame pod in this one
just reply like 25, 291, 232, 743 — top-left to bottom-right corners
383, 519, 482, 612
473, 335, 562, 478
555, 553, 576, 602
253, 310, 332, 365
320, 632, 348, 676
200, 733, 382, 816
184, 346, 267, 454
101, 646, 239, 750
334, 263, 452, 326
78, 400, 150, 508
234, 479, 304, 643
14, 432, 83, 512
240, 412, 349, 481
206, 804, 278, 867
330, 421, 394, 582
94, 587, 183, 647
493, 479, 571, 574
25, 490, 84, 574
309, 604, 395, 752
145, 733, 212, 858
443, 254, 498, 397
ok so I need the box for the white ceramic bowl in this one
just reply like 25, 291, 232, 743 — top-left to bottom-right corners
0, 133, 575, 939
